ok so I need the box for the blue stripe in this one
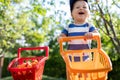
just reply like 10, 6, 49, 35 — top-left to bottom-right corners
62, 29, 68, 36
68, 44, 89, 50
89, 27, 95, 32
68, 32, 86, 36
69, 23, 89, 28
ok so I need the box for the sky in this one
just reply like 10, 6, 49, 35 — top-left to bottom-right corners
41, 0, 120, 22
16, 0, 120, 19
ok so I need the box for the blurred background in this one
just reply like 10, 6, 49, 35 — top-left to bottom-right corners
0, 0, 120, 80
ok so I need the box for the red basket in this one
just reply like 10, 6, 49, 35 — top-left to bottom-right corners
7, 46, 49, 80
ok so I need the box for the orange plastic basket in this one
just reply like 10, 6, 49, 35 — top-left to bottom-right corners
59, 35, 112, 80
8, 46, 49, 80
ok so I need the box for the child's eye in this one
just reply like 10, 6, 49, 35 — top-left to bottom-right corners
83, 6, 87, 8
76, 7, 80, 9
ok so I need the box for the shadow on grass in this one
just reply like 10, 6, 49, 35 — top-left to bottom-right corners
1, 75, 66, 80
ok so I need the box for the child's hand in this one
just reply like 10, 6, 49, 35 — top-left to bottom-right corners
57, 36, 62, 43
84, 32, 93, 39
57, 33, 67, 43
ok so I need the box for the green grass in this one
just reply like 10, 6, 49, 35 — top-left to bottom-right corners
1, 75, 66, 80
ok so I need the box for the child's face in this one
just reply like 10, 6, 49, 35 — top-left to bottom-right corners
71, 0, 90, 23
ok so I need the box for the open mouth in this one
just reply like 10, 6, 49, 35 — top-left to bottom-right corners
78, 12, 85, 15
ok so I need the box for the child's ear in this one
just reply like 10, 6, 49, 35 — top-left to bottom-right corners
87, 10, 91, 18
71, 12, 74, 19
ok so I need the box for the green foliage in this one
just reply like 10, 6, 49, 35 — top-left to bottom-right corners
33, 5, 47, 16
13, 0, 23, 3
0, 0, 51, 56
90, 0, 120, 58
108, 59, 120, 80
44, 38, 66, 78
0, 0, 10, 6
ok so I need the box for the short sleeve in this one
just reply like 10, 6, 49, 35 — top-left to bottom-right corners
61, 26, 68, 36
89, 24, 97, 32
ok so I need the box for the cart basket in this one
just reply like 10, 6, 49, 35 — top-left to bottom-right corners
8, 46, 49, 80
59, 35, 112, 80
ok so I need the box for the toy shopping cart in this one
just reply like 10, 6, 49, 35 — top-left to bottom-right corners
59, 35, 112, 80
8, 46, 49, 80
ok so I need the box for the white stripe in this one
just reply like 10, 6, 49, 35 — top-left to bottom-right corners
68, 39, 91, 44
69, 27, 89, 33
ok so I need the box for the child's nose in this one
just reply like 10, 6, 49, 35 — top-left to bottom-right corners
79, 7, 83, 10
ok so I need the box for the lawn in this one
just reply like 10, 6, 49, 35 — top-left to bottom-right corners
1, 75, 66, 80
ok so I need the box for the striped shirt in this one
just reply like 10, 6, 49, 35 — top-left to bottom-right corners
62, 23, 96, 50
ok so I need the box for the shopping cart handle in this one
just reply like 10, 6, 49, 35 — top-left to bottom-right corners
59, 34, 101, 53
17, 46, 49, 58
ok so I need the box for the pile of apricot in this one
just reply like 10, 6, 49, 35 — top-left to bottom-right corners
17, 59, 39, 68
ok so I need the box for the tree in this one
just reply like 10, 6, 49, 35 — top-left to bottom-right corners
0, 0, 52, 56
0, 0, 53, 77
89, 0, 120, 59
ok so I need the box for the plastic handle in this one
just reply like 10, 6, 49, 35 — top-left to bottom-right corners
17, 46, 49, 58
59, 34, 101, 53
